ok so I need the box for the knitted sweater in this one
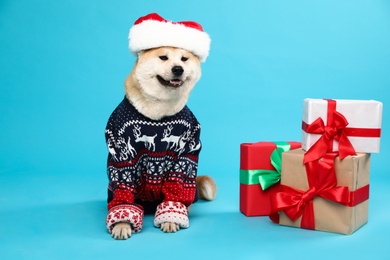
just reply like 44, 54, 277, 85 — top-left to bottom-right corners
105, 97, 201, 233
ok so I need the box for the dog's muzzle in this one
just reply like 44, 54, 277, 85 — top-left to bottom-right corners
157, 66, 184, 88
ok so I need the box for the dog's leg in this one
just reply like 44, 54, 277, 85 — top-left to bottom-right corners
111, 222, 132, 240
160, 222, 180, 233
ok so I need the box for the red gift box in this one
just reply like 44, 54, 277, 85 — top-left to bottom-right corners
240, 141, 301, 216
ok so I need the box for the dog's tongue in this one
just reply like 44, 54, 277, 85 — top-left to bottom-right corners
170, 79, 182, 86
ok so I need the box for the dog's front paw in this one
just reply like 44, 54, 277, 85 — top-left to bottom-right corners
160, 222, 180, 233
112, 222, 132, 240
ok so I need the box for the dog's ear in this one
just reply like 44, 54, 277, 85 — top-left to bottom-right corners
134, 51, 146, 66
136, 50, 144, 59
136, 49, 155, 63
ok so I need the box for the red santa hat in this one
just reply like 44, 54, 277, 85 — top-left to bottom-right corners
129, 13, 211, 62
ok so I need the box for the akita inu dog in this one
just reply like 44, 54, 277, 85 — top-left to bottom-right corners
105, 13, 216, 240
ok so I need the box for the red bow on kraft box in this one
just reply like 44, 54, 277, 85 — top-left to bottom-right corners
302, 99, 382, 163
239, 141, 301, 216
270, 149, 370, 235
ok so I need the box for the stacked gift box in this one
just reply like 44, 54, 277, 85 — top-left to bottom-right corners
240, 98, 383, 235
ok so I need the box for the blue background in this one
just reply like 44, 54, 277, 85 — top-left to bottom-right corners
1, 0, 389, 259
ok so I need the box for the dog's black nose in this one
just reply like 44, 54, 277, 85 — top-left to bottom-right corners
171, 66, 184, 76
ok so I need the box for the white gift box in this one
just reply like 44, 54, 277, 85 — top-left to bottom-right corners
302, 98, 382, 154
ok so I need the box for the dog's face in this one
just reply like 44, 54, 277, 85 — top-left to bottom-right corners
134, 47, 201, 102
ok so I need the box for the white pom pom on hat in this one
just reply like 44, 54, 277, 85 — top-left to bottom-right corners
129, 13, 211, 62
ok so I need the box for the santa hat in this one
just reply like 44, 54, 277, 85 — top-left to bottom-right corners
129, 13, 211, 62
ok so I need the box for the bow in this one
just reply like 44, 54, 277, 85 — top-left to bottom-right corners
255, 147, 282, 190
240, 142, 291, 190
258, 141, 291, 190
271, 156, 350, 230
303, 100, 356, 163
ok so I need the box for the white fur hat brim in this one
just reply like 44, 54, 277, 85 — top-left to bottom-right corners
129, 13, 211, 62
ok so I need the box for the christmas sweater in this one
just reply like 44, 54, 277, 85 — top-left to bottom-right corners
105, 97, 201, 233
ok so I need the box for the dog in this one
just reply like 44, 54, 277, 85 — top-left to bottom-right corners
105, 46, 216, 240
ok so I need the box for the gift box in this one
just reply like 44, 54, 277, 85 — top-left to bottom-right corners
302, 98, 382, 163
240, 141, 301, 216
272, 149, 370, 235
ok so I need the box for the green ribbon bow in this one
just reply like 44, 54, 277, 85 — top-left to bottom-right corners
240, 141, 291, 190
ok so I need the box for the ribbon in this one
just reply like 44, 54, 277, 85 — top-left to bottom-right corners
303, 99, 356, 163
271, 154, 352, 230
240, 142, 291, 190
258, 142, 291, 190
240, 169, 267, 185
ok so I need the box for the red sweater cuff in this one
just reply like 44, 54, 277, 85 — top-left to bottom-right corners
154, 201, 189, 228
106, 204, 144, 233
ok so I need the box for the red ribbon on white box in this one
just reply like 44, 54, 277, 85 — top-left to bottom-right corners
302, 99, 381, 163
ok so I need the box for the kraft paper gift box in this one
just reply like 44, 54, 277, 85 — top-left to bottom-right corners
271, 149, 370, 235
302, 98, 382, 163
239, 141, 301, 216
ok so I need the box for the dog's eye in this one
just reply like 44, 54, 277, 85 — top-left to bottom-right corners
159, 55, 168, 61
181, 57, 188, 62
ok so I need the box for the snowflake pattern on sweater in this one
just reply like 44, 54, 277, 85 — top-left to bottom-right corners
105, 97, 201, 232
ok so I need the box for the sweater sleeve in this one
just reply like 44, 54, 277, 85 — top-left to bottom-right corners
105, 117, 144, 233
155, 122, 201, 228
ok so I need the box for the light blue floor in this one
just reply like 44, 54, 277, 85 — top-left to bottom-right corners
1, 166, 390, 259
1, 1, 390, 259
